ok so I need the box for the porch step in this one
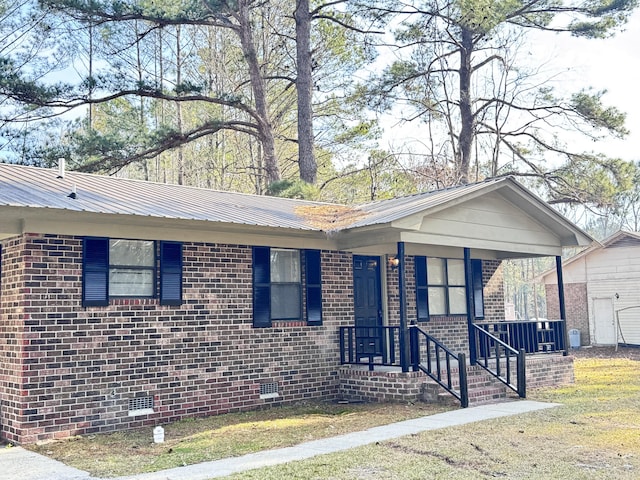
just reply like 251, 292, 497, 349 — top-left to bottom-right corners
421, 364, 516, 406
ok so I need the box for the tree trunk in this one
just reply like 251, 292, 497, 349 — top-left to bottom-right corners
458, 27, 474, 185
294, 0, 316, 184
236, 1, 280, 187
135, 20, 149, 181
175, 25, 185, 185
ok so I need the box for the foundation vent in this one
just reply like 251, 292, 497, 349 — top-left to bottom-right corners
128, 396, 155, 416
259, 382, 279, 399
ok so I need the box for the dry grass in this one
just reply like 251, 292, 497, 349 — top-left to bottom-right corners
27, 350, 640, 479
227, 354, 640, 480
28, 401, 449, 477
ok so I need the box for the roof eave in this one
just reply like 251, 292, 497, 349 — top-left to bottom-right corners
0, 206, 333, 249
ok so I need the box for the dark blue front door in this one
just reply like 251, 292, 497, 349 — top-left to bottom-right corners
353, 255, 383, 357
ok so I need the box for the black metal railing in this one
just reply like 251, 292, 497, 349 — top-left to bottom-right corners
339, 326, 401, 370
410, 325, 469, 408
475, 320, 566, 355
473, 324, 526, 397
339, 319, 566, 405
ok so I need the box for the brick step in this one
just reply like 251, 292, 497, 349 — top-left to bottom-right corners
422, 365, 517, 406
424, 367, 511, 387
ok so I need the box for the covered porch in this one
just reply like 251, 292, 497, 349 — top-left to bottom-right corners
333, 178, 592, 407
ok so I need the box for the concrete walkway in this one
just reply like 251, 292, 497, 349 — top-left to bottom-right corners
2, 400, 559, 480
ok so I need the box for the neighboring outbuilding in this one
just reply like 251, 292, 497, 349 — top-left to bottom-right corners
0, 163, 592, 444
541, 230, 640, 347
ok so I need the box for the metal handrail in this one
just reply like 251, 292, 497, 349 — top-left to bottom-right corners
473, 324, 526, 398
410, 325, 468, 408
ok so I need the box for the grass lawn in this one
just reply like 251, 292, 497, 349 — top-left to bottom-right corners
28, 352, 640, 479
28, 399, 449, 477
225, 354, 640, 480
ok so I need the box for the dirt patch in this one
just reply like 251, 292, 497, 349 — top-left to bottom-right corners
570, 345, 640, 361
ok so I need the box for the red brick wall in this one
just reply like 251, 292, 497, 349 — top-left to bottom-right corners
546, 283, 589, 345
338, 367, 424, 403
384, 258, 504, 358
483, 260, 505, 321
525, 354, 574, 388
0, 234, 355, 444
1, 234, 510, 444
0, 236, 28, 444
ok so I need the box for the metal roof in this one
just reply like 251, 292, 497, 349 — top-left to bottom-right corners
0, 163, 514, 232
0, 163, 343, 231
0, 163, 586, 246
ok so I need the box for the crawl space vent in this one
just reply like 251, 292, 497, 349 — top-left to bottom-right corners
128, 396, 154, 416
259, 382, 279, 399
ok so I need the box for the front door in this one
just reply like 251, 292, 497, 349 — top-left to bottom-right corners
593, 297, 616, 345
353, 255, 383, 358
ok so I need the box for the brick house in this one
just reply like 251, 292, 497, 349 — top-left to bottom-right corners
0, 163, 592, 444
541, 230, 640, 347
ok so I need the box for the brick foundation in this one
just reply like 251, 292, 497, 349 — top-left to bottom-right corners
338, 367, 424, 403
339, 354, 574, 406
525, 354, 574, 388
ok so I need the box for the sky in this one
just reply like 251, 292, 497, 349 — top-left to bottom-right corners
382, 9, 640, 165
528, 9, 640, 162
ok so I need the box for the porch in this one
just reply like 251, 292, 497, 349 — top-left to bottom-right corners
338, 319, 571, 407
338, 353, 574, 406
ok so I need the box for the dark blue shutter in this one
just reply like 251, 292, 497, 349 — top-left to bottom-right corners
472, 259, 484, 319
305, 250, 322, 325
253, 246, 271, 327
415, 256, 429, 322
160, 241, 183, 306
82, 237, 109, 307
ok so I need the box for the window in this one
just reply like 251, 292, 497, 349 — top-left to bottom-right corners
270, 248, 301, 320
109, 239, 155, 297
82, 237, 182, 306
252, 247, 322, 327
472, 259, 484, 319
415, 256, 483, 320
428, 258, 466, 315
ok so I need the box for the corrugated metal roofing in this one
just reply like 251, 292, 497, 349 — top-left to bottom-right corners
0, 162, 512, 232
0, 163, 342, 231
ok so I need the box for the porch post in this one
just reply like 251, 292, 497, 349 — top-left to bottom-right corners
397, 241, 410, 372
556, 255, 568, 355
464, 248, 477, 365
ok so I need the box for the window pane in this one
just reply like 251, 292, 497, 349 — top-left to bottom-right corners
447, 259, 465, 285
110, 240, 155, 266
428, 287, 446, 315
270, 249, 300, 283
448, 287, 467, 315
427, 258, 445, 285
271, 284, 301, 319
110, 269, 154, 296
